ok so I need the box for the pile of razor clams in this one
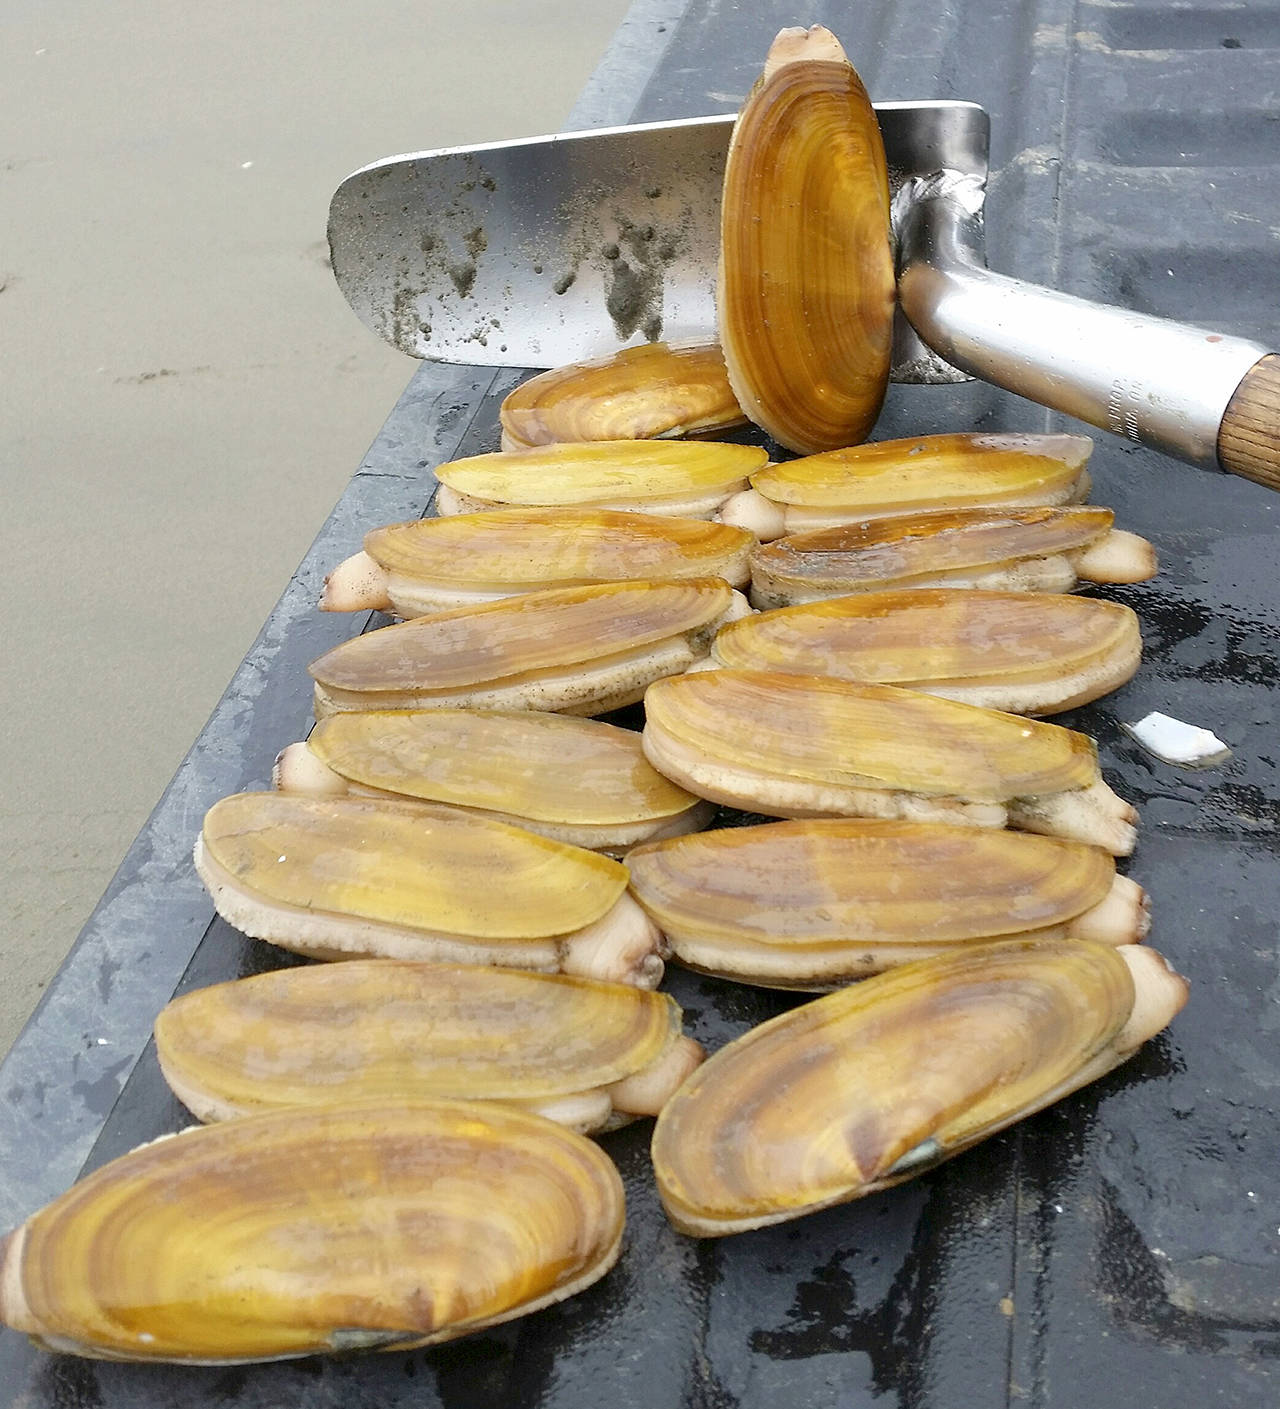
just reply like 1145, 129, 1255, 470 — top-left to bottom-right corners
0, 23, 1190, 1366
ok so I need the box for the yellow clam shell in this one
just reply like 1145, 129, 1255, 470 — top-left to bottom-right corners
434, 440, 766, 518
298, 708, 710, 850
499, 340, 747, 450
711, 589, 1143, 715
718, 26, 895, 453
308, 577, 736, 717
651, 939, 1140, 1235
364, 507, 755, 613
154, 962, 687, 1128
195, 791, 637, 968
0, 1098, 625, 1361
626, 819, 1126, 987
748, 432, 1093, 529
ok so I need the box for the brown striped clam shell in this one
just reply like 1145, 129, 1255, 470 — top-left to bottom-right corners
499, 340, 746, 450
626, 819, 1148, 988
651, 938, 1188, 1235
322, 508, 755, 617
0, 1099, 625, 1361
710, 589, 1143, 715
155, 962, 702, 1131
308, 577, 745, 719
747, 505, 1156, 605
641, 670, 1138, 855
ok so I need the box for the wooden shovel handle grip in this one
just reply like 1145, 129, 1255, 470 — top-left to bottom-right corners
1219, 354, 1280, 492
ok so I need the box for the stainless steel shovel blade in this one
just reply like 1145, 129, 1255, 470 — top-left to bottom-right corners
326, 103, 989, 382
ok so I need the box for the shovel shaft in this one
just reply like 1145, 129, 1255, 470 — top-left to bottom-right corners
898, 188, 1280, 491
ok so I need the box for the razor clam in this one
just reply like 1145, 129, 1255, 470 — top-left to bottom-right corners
321, 507, 755, 616
652, 938, 1188, 1236
719, 26, 895, 453
499, 340, 747, 450
0, 1098, 624, 1361
274, 708, 714, 852
155, 962, 703, 1131
721, 432, 1094, 540
710, 589, 1143, 715
308, 577, 748, 719
642, 670, 1139, 855
433, 440, 767, 519
195, 792, 666, 987
627, 819, 1148, 989
747, 506, 1156, 607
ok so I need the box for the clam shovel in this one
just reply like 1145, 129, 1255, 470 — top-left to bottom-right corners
328, 105, 1279, 489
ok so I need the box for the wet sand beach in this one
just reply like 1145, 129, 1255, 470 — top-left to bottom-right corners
0, 0, 633, 1050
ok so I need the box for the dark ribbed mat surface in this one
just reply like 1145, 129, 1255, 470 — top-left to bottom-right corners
1, 2, 1276, 1404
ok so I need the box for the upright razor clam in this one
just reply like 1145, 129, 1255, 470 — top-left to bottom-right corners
717, 25, 895, 453
433, 440, 766, 519
652, 937, 1189, 1236
642, 670, 1138, 855
0, 1098, 625, 1361
321, 507, 754, 616
195, 792, 666, 987
721, 432, 1094, 541
155, 963, 703, 1132
275, 708, 714, 852
710, 589, 1142, 716
627, 819, 1148, 989
499, 340, 747, 450
308, 577, 749, 719
747, 505, 1156, 607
